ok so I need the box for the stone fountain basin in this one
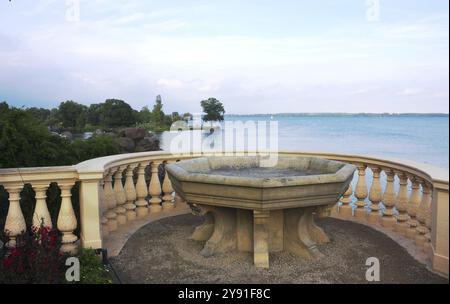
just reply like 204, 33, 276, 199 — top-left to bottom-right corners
166, 156, 356, 211
166, 156, 356, 268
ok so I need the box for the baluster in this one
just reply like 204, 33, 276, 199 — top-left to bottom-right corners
32, 184, 52, 229
354, 164, 368, 218
4, 184, 26, 247
394, 172, 409, 235
415, 182, 431, 248
162, 161, 175, 209
339, 183, 353, 218
381, 169, 396, 228
57, 182, 78, 253
99, 179, 109, 238
149, 161, 162, 213
124, 164, 138, 220
114, 166, 127, 225
368, 167, 382, 223
406, 177, 421, 239
104, 170, 118, 231
424, 191, 433, 257
135, 162, 149, 217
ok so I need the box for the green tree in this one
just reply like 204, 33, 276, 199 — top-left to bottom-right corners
86, 103, 103, 126
25, 107, 51, 124
138, 106, 152, 123
0, 102, 76, 168
151, 95, 165, 129
100, 99, 136, 128
200, 98, 225, 122
57, 100, 87, 131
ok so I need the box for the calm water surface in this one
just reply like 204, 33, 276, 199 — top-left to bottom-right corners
160, 115, 449, 169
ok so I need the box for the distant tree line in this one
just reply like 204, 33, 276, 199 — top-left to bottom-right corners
23, 96, 192, 133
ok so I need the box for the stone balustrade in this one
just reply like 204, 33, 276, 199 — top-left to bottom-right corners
0, 151, 448, 277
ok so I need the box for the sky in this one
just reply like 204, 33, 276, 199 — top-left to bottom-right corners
0, 0, 448, 114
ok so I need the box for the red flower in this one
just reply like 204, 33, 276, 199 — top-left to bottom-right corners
10, 247, 22, 258
3, 257, 13, 268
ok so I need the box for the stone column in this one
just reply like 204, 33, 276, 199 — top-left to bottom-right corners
148, 161, 162, 213
162, 161, 175, 210
124, 164, 138, 221
394, 172, 409, 235
99, 179, 109, 238
78, 172, 103, 249
415, 182, 431, 248
381, 169, 396, 228
253, 210, 270, 268
354, 164, 368, 219
431, 184, 449, 276
368, 167, 382, 223
104, 170, 118, 231
57, 182, 78, 253
4, 184, 26, 248
339, 183, 353, 218
135, 162, 149, 217
32, 184, 52, 229
406, 177, 421, 239
113, 166, 127, 225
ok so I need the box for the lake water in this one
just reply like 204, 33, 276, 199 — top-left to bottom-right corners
159, 115, 449, 169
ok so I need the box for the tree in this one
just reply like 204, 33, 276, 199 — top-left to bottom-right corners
200, 98, 225, 122
100, 99, 136, 128
25, 107, 51, 124
151, 95, 165, 129
0, 102, 76, 167
137, 106, 152, 124
57, 100, 87, 131
86, 103, 103, 126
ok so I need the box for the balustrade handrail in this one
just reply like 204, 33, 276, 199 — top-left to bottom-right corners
0, 150, 448, 277
2, 150, 447, 188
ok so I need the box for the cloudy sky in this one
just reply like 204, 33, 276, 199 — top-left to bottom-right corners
0, 0, 448, 113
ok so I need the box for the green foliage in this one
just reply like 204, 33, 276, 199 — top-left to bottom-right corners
86, 103, 103, 126
137, 106, 152, 123
24, 107, 51, 123
0, 102, 77, 168
70, 136, 121, 161
0, 102, 122, 168
76, 248, 112, 284
137, 95, 174, 132
58, 100, 87, 131
200, 98, 225, 122
100, 99, 136, 128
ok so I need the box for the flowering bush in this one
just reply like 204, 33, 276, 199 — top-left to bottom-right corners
0, 226, 68, 284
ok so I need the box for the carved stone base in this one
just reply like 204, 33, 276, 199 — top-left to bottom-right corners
190, 204, 330, 268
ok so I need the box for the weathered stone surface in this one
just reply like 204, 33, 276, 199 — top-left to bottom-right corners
124, 128, 147, 140
115, 137, 135, 152
167, 156, 356, 268
135, 136, 159, 152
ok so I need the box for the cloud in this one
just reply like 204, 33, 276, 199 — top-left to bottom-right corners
157, 78, 184, 88
397, 88, 422, 96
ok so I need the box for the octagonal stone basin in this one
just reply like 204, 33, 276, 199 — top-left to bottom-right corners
166, 156, 356, 268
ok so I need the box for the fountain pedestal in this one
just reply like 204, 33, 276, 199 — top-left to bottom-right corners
190, 204, 330, 268
166, 156, 356, 268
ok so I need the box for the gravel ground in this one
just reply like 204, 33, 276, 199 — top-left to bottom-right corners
110, 214, 448, 284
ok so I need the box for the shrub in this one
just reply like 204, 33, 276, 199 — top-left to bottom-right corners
0, 226, 112, 284
0, 225, 68, 284
77, 248, 112, 284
